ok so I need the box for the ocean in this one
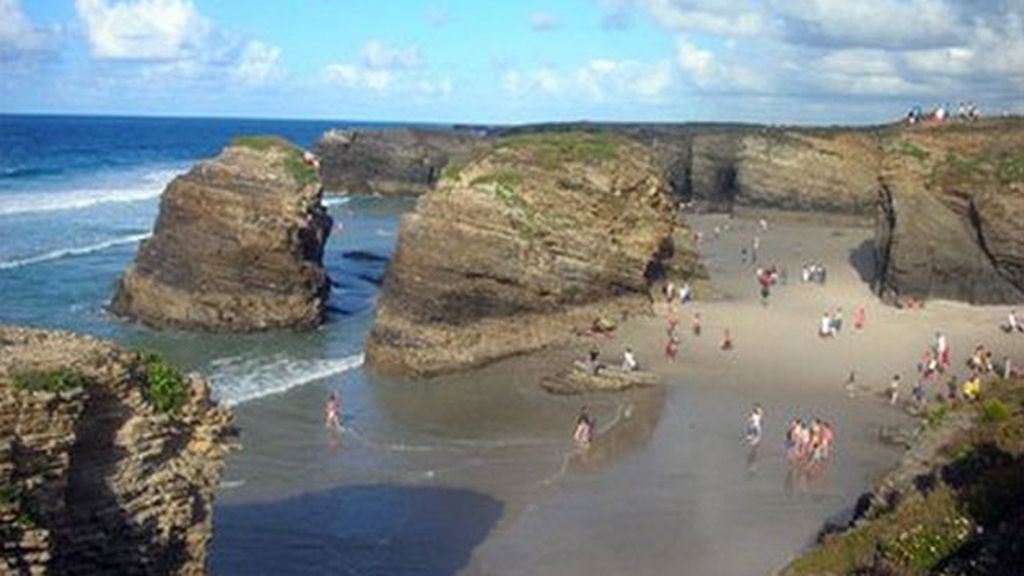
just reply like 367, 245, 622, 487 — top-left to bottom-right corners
0, 114, 408, 406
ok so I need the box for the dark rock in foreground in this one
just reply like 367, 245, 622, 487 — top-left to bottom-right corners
111, 136, 332, 332
0, 325, 235, 575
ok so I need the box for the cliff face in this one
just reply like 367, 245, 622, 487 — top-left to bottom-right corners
366, 132, 690, 376
873, 122, 1024, 304
314, 129, 482, 195
111, 137, 332, 332
0, 326, 235, 575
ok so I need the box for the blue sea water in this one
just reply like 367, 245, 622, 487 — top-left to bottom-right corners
0, 114, 410, 405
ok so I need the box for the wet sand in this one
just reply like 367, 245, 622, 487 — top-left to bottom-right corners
211, 213, 1022, 575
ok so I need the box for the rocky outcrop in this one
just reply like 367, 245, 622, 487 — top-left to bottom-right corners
111, 136, 332, 332
366, 132, 693, 376
314, 128, 483, 195
0, 326, 235, 575
873, 121, 1024, 304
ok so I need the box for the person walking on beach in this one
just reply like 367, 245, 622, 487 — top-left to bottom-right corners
745, 404, 764, 446
325, 392, 342, 429
692, 311, 702, 337
819, 311, 833, 338
833, 307, 844, 334
665, 335, 679, 362
574, 408, 594, 449
935, 332, 950, 369
752, 236, 761, 263
888, 374, 901, 405
679, 282, 692, 306
720, 328, 734, 351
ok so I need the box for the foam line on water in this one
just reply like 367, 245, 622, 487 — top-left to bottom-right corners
0, 233, 151, 271
0, 169, 179, 216
211, 353, 364, 407
323, 196, 352, 207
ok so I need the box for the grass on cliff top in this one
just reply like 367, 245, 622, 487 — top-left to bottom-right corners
231, 135, 319, 186
139, 352, 188, 415
935, 148, 1024, 187
10, 367, 91, 393
493, 132, 624, 168
784, 378, 1024, 576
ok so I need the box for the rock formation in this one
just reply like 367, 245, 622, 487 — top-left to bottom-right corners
366, 132, 700, 376
314, 128, 482, 195
110, 136, 332, 332
873, 121, 1024, 305
0, 325, 235, 575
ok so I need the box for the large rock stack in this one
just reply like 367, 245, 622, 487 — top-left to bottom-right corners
0, 326, 235, 575
366, 132, 697, 376
110, 137, 332, 332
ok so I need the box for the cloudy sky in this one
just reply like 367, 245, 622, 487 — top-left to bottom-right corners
2, 0, 1022, 124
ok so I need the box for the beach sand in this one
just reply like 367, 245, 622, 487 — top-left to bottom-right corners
210, 213, 1022, 576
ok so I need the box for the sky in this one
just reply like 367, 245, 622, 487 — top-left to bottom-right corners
1, 0, 1022, 125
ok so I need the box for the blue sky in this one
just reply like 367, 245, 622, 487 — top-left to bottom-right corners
2, 0, 1022, 124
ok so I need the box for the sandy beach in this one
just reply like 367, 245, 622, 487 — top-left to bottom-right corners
208, 210, 1023, 575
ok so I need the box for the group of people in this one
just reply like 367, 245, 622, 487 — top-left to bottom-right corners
801, 263, 827, 284
905, 101, 980, 125
786, 418, 835, 465
662, 281, 693, 311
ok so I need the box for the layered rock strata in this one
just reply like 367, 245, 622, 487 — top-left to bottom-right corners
314, 128, 482, 195
111, 137, 332, 331
366, 132, 698, 376
873, 122, 1024, 304
0, 326, 235, 575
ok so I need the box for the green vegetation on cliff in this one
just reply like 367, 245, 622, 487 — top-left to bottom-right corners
784, 378, 1024, 575
493, 132, 623, 168
140, 352, 188, 415
10, 368, 90, 393
231, 135, 319, 186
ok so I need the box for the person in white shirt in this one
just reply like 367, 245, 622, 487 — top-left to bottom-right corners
622, 347, 638, 372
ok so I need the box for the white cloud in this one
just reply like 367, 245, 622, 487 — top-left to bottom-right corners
675, 36, 762, 91
360, 40, 422, 69
324, 40, 451, 98
1, 0, 57, 56
231, 40, 283, 86
503, 59, 672, 101
530, 11, 560, 31
641, 0, 763, 36
770, 0, 958, 50
75, 0, 210, 60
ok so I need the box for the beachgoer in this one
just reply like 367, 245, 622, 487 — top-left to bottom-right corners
759, 218, 768, 231
664, 282, 676, 304
720, 328, 733, 351
325, 392, 342, 429
679, 282, 692, 306
853, 306, 865, 330
912, 378, 926, 406
819, 422, 834, 459
1003, 356, 1013, 379
819, 311, 833, 338
665, 336, 679, 362
586, 348, 605, 374
844, 370, 857, 397
888, 374, 901, 405
573, 408, 594, 448
746, 404, 764, 446
622, 347, 638, 372
692, 312, 702, 337
1004, 310, 1023, 333
752, 236, 761, 263
833, 307, 844, 334
666, 317, 679, 338
962, 376, 982, 402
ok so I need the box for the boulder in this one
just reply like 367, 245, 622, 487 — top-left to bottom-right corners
110, 136, 332, 332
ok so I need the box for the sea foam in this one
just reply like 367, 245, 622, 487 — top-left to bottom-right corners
0, 233, 151, 271
0, 169, 179, 216
210, 352, 365, 407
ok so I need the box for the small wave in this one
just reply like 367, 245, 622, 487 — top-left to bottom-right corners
0, 169, 179, 216
0, 233, 150, 271
323, 196, 352, 207
212, 353, 364, 407
220, 479, 246, 489
0, 166, 64, 180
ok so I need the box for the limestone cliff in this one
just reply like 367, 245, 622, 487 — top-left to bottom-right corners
111, 136, 332, 332
366, 132, 694, 376
873, 121, 1024, 305
0, 326, 235, 575
314, 128, 482, 195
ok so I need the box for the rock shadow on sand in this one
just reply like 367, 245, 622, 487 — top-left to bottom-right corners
848, 239, 878, 285
211, 484, 503, 576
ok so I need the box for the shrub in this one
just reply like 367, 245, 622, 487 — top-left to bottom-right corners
982, 399, 1011, 423
231, 135, 294, 152
140, 352, 188, 415
10, 368, 90, 393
